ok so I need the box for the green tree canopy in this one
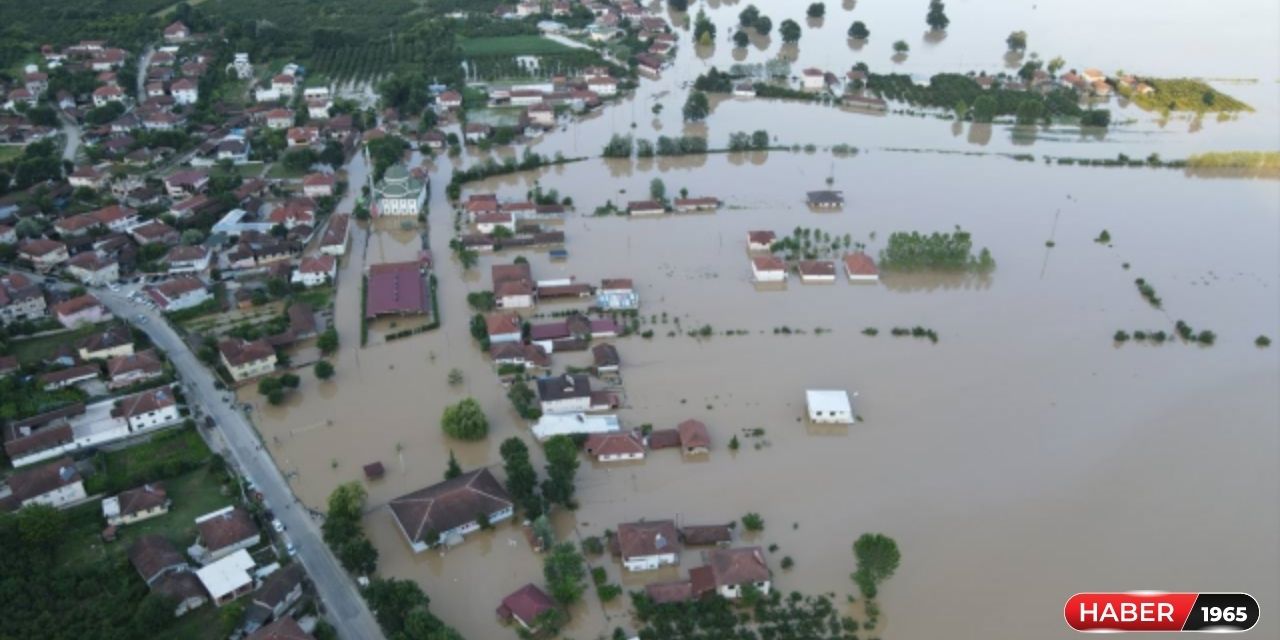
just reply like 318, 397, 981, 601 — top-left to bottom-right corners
441, 398, 489, 440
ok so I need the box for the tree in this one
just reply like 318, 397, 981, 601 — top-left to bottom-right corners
15, 505, 64, 553
337, 537, 378, 575
317, 328, 339, 354
754, 16, 773, 36
441, 398, 488, 440
682, 91, 710, 122
447, 368, 463, 386
779, 19, 802, 44
1047, 56, 1066, 76
667, 0, 689, 11
314, 360, 334, 380
444, 450, 462, 480
807, 3, 825, 18
281, 148, 317, 173
972, 95, 998, 123
693, 9, 716, 44
649, 177, 666, 201
751, 129, 770, 149
893, 40, 910, 54
543, 542, 587, 605
926, 0, 949, 31
1016, 100, 1044, 125
848, 20, 869, 39
364, 578, 430, 636
1006, 30, 1028, 52
852, 533, 901, 599
220, 601, 246, 636
739, 4, 760, 27
1081, 109, 1111, 128
320, 141, 345, 168
741, 512, 765, 531
133, 593, 176, 635
541, 435, 579, 507
1018, 59, 1043, 84
733, 30, 749, 48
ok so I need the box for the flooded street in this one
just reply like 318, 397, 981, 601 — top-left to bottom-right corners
239, 2, 1278, 639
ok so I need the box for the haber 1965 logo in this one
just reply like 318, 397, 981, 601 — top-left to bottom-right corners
1064, 592, 1259, 633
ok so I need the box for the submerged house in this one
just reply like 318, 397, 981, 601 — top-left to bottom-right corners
616, 519, 681, 572
389, 468, 514, 552
805, 190, 844, 209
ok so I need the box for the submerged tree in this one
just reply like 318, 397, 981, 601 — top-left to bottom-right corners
852, 532, 901, 599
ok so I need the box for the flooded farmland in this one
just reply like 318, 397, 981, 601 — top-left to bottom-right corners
238, 1, 1279, 638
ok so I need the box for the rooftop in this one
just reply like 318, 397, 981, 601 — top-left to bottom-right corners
366, 261, 430, 318
389, 468, 512, 545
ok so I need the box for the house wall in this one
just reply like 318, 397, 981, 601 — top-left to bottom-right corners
68, 263, 119, 286
110, 368, 163, 389
497, 294, 534, 309
751, 267, 785, 283
81, 343, 133, 360
214, 582, 254, 606
1, 296, 46, 322
291, 270, 332, 288
800, 273, 836, 283
540, 396, 591, 415
226, 355, 277, 382
110, 503, 169, 526
127, 404, 181, 431
489, 331, 521, 345
623, 551, 678, 572
23, 480, 87, 509
175, 595, 206, 617
206, 534, 261, 564
718, 580, 771, 599
378, 191, 426, 216
164, 288, 212, 312
598, 451, 643, 462
58, 306, 110, 328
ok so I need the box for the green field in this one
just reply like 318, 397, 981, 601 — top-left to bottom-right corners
0, 145, 24, 163
84, 425, 214, 495
59, 466, 231, 568
11, 321, 113, 365
458, 35, 575, 57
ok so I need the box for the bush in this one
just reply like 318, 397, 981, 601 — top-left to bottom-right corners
442, 398, 489, 440
741, 512, 765, 531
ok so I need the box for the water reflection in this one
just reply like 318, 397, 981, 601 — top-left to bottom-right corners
922, 30, 947, 45
879, 272, 995, 292
967, 123, 993, 146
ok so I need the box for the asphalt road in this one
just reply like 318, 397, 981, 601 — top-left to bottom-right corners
96, 289, 384, 640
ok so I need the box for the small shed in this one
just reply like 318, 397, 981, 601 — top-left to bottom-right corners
677, 419, 711, 455
363, 461, 386, 480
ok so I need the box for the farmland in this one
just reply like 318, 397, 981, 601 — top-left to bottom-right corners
458, 35, 576, 57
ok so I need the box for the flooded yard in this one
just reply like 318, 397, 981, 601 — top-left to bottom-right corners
237, 2, 1278, 638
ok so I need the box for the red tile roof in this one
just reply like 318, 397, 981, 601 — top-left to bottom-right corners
365, 261, 429, 318
843, 252, 879, 277
497, 583, 555, 626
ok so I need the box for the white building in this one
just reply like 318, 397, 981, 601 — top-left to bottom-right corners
194, 549, 255, 606
291, 255, 336, 288
801, 68, 826, 91
374, 164, 427, 216
750, 256, 786, 283
805, 389, 854, 424
112, 387, 182, 431
171, 79, 198, 105
531, 413, 620, 441
535, 374, 593, 415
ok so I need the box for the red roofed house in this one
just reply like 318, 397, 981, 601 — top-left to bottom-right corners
103, 482, 170, 526
193, 505, 262, 563
320, 214, 349, 256
264, 109, 293, 130
291, 255, 336, 288
92, 85, 124, 107
267, 198, 316, 230
673, 197, 719, 213
65, 251, 119, 286
302, 173, 335, 198
365, 260, 431, 319
68, 165, 106, 190
111, 386, 180, 431
843, 252, 879, 282
165, 245, 212, 274
437, 90, 463, 110
616, 519, 680, 571
145, 277, 211, 312
492, 263, 535, 309
583, 431, 645, 462
747, 230, 776, 252
389, 468, 514, 551
485, 312, 522, 344
108, 349, 165, 389
218, 338, 277, 382
677, 419, 711, 456
164, 21, 191, 43
19, 238, 69, 271
797, 260, 836, 284
695, 547, 772, 599
53, 294, 112, 328
497, 583, 555, 631
750, 255, 786, 283
248, 617, 315, 640
0, 457, 86, 512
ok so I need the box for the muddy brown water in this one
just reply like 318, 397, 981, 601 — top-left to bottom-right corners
235, 3, 1279, 638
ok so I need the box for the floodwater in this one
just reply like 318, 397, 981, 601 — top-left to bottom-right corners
236, 2, 1279, 639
